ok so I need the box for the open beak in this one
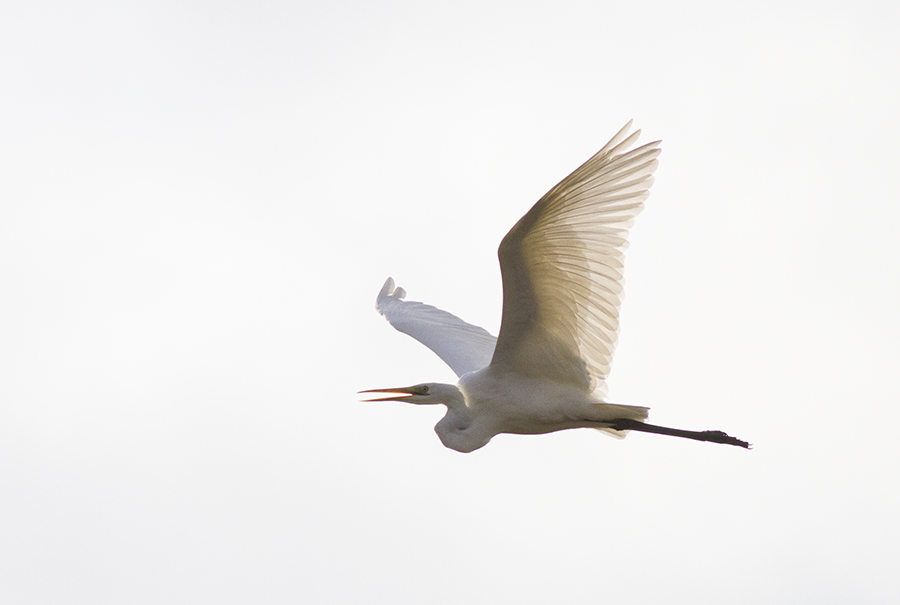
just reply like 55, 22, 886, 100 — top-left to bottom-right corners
358, 386, 417, 402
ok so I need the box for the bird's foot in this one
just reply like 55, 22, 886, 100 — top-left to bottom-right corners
702, 430, 751, 449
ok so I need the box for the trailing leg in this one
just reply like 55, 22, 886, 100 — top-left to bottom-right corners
608, 418, 750, 448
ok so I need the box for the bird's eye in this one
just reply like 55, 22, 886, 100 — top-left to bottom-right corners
421, 386, 429, 393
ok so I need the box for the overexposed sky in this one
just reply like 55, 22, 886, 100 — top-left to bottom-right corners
2, 1, 899, 603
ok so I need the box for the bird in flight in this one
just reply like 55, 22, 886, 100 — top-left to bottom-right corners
362, 122, 749, 452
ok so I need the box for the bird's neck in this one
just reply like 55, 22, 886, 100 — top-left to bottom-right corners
438, 384, 467, 412
434, 384, 471, 428
434, 384, 493, 453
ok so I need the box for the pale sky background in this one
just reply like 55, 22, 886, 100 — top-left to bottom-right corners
2, 1, 899, 603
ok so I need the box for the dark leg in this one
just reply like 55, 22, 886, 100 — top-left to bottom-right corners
608, 418, 751, 449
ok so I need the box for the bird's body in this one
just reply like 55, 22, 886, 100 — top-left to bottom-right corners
363, 122, 749, 452
425, 370, 641, 452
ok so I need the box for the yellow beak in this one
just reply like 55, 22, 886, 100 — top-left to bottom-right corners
358, 386, 417, 402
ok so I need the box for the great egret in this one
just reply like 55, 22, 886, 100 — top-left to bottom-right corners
362, 122, 749, 452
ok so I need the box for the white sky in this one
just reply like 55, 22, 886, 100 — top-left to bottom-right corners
2, 1, 899, 603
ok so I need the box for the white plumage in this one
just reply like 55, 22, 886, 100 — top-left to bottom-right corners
492, 123, 658, 398
376, 277, 495, 378
363, 122, 749, 452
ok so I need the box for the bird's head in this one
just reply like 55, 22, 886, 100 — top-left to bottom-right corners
360, 382, 482, 452
359, 382, 460, 406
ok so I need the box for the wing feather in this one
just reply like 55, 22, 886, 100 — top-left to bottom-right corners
376, 278, 497, 378
491, 122, 661, 397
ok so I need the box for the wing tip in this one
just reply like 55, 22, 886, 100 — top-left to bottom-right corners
377, 277, 406, 308
378, 277, 394, 299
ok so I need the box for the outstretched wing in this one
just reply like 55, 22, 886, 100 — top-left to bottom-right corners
491, 122, 661, 397
376, 277, 497, 378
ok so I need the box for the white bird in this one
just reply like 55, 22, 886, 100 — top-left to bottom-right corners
362, 122, 749, 452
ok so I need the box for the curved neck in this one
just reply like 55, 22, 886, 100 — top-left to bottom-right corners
438, 384, 466, 412
433, 385, 493, 453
